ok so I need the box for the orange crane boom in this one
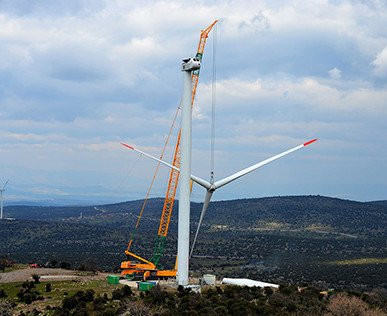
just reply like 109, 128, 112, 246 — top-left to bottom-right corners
121, 20, 218, 279
158, 20, 218, 238
150, 20, 218, 266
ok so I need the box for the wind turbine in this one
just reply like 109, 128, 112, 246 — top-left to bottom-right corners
0, 179, 9, 220
121, 138, 317, 257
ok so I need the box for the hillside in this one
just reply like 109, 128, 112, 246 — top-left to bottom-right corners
1, 195, 386, 289
4, 196, 387, 234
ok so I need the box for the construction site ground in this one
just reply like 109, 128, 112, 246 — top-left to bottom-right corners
0, 268, 216, 314
0, 267, 110, 283
0, 268, 120, 314
0, 268, 206, 314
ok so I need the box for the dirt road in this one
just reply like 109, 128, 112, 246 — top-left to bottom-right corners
0, 268, 109, 283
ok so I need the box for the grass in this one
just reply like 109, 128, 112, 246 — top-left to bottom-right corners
0, 279, 123, 313
305, 224, 334, 232
251, 221, 288, 231
0, 279, 123, 300
328, 258, 387, 265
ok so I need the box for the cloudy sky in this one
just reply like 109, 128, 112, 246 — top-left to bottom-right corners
0, 0, 386, 204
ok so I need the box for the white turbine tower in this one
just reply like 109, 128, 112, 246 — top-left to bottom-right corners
121, 138, 317, 257
0, 179, 9, 220
177, 57, 201, 285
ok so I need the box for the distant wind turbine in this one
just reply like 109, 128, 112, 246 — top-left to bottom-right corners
121, 139, 317, 257
0, 179, 9, 220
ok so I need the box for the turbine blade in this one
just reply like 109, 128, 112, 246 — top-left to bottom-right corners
121, 143, 211, 189
121, 142, 178, 172
190, 190, 213, 258
2, 180, 9, 191
214, 139, 317, 189
191, 175, 212, 190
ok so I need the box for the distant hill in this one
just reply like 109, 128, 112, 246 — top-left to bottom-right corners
4, 195, 386, 235
1, 195, 386, 289
203, 195, 386, 236
367, 200, 387, 207
3, 198, 164, 221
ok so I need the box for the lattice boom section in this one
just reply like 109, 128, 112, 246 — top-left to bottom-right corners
158, 133, 181, 237
155, 24, 215, 239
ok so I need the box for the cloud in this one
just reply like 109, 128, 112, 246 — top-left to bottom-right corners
372, 46, 387, 77
328, 67, 341, 79
196, 77, 387, 119
0, 0, 387, 203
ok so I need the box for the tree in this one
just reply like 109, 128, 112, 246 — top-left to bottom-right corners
50, 260, 57, 268
327, 293, 382, 316
0, 289, 7, 298
32, 274, 40, 284
112, 286, 133, 300
45, 283, 52, 292
0, 257, 12, 273
59, 262, 71, 269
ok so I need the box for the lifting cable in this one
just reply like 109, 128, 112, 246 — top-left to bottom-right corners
210, 24, 217, 184
114, 154, 141, 193
126, 103, 181, 252
190, 23, 219, 258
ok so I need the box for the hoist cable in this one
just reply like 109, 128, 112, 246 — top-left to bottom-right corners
126, 104, 181, 252
114, 153, 141, 193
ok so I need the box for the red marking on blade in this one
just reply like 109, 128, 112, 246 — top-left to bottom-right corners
303, 139, 317, 146
121, 143, 134, 150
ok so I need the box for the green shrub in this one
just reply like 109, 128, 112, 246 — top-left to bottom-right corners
279, 284, 297, 295
264, 286, 273, 296
145, 285, 166, 305
31, 274, 40, 284
62, 296, 78, 310
112, 285, 133, 301
45, 283, 52, 292
21, 280, 35, 290
0, 289, 7, 298
0, 299, 13, 316
17, 282, 41, 304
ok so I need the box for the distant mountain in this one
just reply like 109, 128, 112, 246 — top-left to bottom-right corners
5, 199, 100, 207
2, 199, 153, 221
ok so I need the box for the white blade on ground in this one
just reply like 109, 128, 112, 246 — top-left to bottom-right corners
214, 139, 317, 189
121, 143, 211, 189
190, 190, 213, 258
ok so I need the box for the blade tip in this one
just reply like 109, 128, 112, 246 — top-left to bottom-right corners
121, 142, 134, 150
303, 139, 318, 146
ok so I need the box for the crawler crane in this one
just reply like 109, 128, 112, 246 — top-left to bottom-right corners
120, 20, 218, 280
